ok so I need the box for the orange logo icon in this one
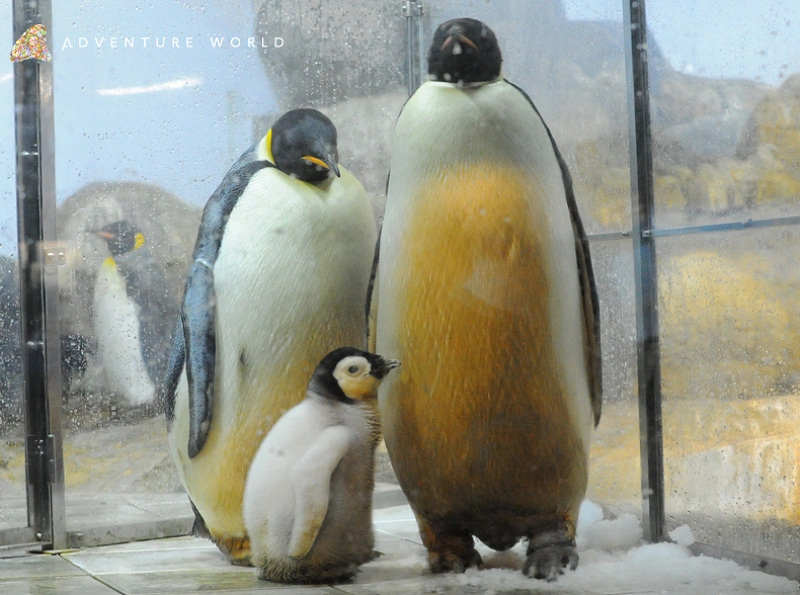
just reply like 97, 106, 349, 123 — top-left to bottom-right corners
10, 24, 52, 63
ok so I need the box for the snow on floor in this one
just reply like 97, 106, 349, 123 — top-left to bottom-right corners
376, 501, 800, 594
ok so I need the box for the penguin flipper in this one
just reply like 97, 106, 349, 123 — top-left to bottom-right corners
287, 425, 354, 559
162, 318, 185, 429
506, 79, 603, 426
182, 259, 217, 458
181, 155, 277, 457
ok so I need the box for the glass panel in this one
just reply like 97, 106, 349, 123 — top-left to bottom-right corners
586, 239, 640, 516
649, 1, 800, 228
0, 0, 27, 537
51, 1, 406, 539
658, 228, 800, 561
423, 0, 639, 516
427, 0, 633, 235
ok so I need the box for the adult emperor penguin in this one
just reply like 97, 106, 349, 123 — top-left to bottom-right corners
373, 18, 602, 581
163, 108, 377, 565
243, 347, 400, 583
93, 220, 176, 407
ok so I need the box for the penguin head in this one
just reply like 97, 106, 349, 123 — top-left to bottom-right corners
428, 18, 502, 85
309, 347, 400, 404
93, 220, 145, 256
267, 108, 341, 183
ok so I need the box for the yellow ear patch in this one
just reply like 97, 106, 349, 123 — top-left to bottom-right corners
265, 128, 275, 164
134, 232, 146, 250
332, 356, 380, 400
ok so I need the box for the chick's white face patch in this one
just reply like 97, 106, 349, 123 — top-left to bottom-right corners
333, 356, 379, 400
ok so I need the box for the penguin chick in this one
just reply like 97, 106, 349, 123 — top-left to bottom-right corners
163, 108, 377, 565
243, 347, 400, 584
93, 220, 176, 407
375, 17, 602, 582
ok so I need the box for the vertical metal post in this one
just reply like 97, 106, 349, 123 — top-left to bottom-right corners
13, 0, 66, 550
402, 1, 425, 95
623, 0, 665, 543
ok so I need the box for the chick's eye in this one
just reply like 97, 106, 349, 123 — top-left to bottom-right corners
348, 365, 360, 374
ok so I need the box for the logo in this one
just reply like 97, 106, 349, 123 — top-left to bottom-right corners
10, 24, 52, 63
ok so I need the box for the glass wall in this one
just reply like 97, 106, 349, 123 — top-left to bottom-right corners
648, 0, 800, 564
46, 0, 406, 543
0, 0, 27, 541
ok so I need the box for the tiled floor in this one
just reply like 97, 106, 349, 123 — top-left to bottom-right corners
0, 500, 602, 595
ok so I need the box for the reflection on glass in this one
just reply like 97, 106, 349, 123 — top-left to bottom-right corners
658, 228, 800, 561
585, 240, 639, 515
0, 3, 26, 534
49, 0, 408, 540
648, 1, 800, 228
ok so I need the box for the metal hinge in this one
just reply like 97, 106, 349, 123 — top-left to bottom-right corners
43, 244, 66, 269
401, 1, 424, 18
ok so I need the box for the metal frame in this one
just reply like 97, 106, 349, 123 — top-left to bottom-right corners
10, 0, 66, 552
622, 0, 665, 544
401, 1, 426, 95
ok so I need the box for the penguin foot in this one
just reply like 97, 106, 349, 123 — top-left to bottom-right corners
428, 547, 483, 574
523, 533, 578, 581
416, 516, 482, 573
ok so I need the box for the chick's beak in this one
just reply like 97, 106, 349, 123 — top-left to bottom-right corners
371, 359, 401, 379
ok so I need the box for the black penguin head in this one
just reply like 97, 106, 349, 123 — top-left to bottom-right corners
93, 220, 145, 256
308, 347, 401, 403
428, 18, 502, 85
268, 108, 341, 183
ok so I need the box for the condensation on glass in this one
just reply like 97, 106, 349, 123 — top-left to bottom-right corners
0, 2, 26, 535
648, 0, 800, 563
45, 0, 406, 541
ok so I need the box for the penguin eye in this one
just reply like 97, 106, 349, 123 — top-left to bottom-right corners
348, 365, 360, 375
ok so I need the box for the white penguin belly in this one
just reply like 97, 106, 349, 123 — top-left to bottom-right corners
169, 166, 376, 539
93, 263, 155, 406
377, 81, 593, 515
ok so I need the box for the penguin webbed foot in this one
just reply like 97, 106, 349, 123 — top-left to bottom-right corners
428, 547, 483, 574
522, 533, 578, 581
418, 522, 482, 573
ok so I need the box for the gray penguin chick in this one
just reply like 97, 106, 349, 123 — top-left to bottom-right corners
243, 346, 400, 583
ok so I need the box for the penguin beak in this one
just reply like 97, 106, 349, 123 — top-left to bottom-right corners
370, 359, 401, 379
93, 229, 115, 240
441, 33, 478, 52
302, 155, 341, 178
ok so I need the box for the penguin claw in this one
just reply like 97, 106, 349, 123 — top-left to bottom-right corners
522, 545, 578, 581
428, 548, 482, 574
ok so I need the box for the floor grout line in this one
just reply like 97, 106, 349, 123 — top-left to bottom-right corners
61, 555, 127, 594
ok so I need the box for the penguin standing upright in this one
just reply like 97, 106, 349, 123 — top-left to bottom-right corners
243, 347, 400, 583
163, 109, 377, 565
374, 19, 602, 581
93, 220, 177, 407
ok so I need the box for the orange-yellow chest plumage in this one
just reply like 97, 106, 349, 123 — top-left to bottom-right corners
376, 80, 593, 526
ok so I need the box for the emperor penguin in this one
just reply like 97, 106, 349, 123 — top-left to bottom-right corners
243, 347, 400, 583
373, 18, 602, 581
93, 220, 176, 407
163, 109, 377, 565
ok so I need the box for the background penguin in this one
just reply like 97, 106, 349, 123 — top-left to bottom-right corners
373, 18, 602, 581
243, 347, 400, 583
163, 108, 377, 565
93, 220, 177, 408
